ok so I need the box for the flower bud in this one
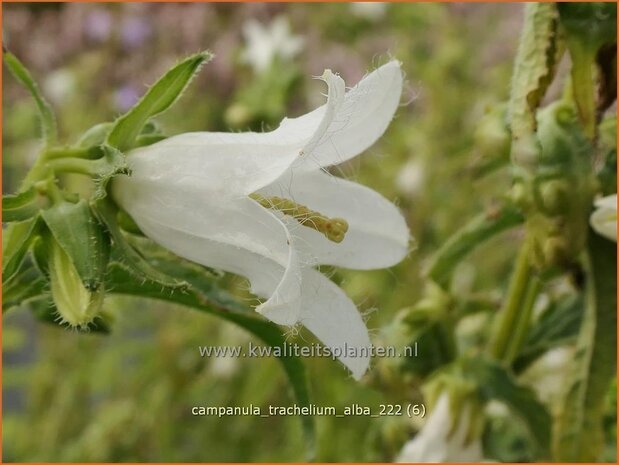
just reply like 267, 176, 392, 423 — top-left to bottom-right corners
473, 104, 510, 163
48, 239, 104, 328
538, 179, 569, 215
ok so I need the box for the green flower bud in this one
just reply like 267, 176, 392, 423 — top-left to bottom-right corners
538, 179, 569, 215
49, 239, 104, 328
473, 104, 510, 163
542, 235, 571, 268
511, 181, 531, 209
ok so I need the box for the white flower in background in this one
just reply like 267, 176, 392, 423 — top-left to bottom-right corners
396, 159, 425, 197
590, 194, 617, 242
396, 394, 483, 463
523, 347, 572, 407
350, 2, 388, 20
112, 61, 409, 379
240, 15, 304, 73
43, 69, 76, 105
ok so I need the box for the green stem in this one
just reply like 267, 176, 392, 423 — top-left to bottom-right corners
46, 157, 102, 176
36, 178, 64, 204
44, 147, 93, 160
19, 155, 50, 192
569, 40, 597, 140
486, 243, 533, 363
503, 276, 541, 364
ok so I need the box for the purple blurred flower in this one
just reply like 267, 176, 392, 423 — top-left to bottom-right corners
114, 84, 141, 112
121, 16, 152, 50
85, 9, 112, 43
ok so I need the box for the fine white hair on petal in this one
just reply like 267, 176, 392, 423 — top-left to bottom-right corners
287, 60, 404, 171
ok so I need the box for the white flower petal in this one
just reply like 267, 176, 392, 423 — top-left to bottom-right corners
283, 60, 403, 171
260, 169, 410, 269
112, 179, 302, 324
274, 69, 346, 158
590, 194, 617, 242
123, 70, 347, 197
116, 174, 373, 378
298, 268, 371, 379
121, 132, 300, 197
396, 394, 483, 463
595, 193, 617, 210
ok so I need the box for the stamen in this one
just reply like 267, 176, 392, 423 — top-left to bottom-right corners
250, 193, 349, 243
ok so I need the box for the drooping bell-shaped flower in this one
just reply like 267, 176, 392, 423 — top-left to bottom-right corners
112, 61, 410, 379
590, 194, 617, 242
396, 394, 484, 463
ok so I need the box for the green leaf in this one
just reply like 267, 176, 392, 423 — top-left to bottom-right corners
106, 51, 211, 151
553, 231, 617, 461
557, 3, 617, 139
92, 197, 186, 288
509, 3, 562, 169
513, 294, 584, 373
2, 186, 50, 222
133, 134, 167, 148
41, 200, 110, 291
105, 261, 315, 459
76, 122, 113, 148
557, 3, 617, 53
117, 209, 144, 236
463, 356, 551, 456
2, 218, 41, 283
426, 204, 524, 287
2, 260, 48, 313
3, 51, 57, 146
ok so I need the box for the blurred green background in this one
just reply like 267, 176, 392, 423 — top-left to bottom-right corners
2, 2, 573, 462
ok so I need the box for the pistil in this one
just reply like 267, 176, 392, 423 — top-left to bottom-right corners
250, 193, 349, 243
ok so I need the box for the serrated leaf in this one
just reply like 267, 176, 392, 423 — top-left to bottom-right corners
509, 3, 562, 169
463, 356, 551, 455
106, 51, 211, 152
92, 197, 186, 288
513, 294, 584, 373
426, 204, 524, 287
553, 231, 617, 461
41, 200, 110, 291
3, 186, 50, 222
2, 218, 41, 283
105, 261, 315, 459
3, 51, 57, 146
